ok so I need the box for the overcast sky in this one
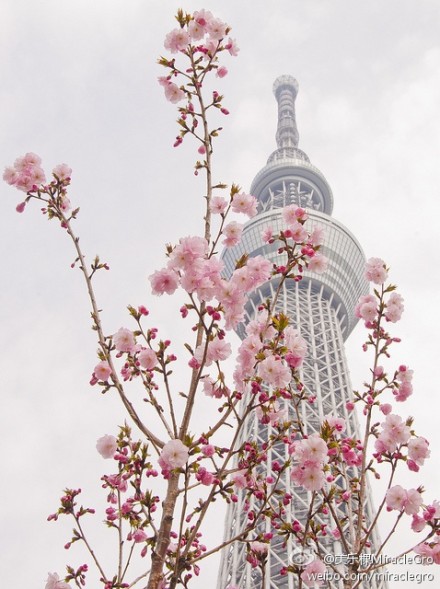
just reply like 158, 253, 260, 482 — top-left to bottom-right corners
1, 1, 439, 587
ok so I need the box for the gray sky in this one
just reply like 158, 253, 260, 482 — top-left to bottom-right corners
1, 1, 439, 587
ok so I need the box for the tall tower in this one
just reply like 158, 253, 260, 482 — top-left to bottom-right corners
217, 76, 387, 589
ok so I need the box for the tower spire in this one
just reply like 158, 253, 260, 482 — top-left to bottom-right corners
252, 75, 333, 214
273, 74, 300, 148
267, 75, 310, 166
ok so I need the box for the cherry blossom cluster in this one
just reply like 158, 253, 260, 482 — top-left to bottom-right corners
98, 428, 160, 549
158, 9, 238, 151
91, 313, 161, 388
150, 234, 273, 332
386, 486, 440, 561
290, 434, 329, 492
263, 204, 327, 275
5, 8, 440, 587
246, 539, 269, 568
233, 309, 307, 397
356, 257, 404, 325
414, 536, 440, 564
3, 153, 73, 216
47, 427, 164, 587
373, 411, 433, 474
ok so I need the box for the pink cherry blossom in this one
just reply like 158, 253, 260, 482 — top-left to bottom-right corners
206, 17, 227, 41
256, 400, 286, 426
188, 20, 205, 41
196, 467, 214, 485
358, 301, 377, 322
326, 415, 346, 433
201, 444, 215, 457
96, 434, 118, 459
376, 413, 411, 453
365, 257, 388, 284
414, 540, 440, 564
411, 514, 427, 533
160, 439, 189, 469
257, 355, 291, 389
194, 337, 231, 367
149, 267, 179, 295
231, 470, 247, 488
113, 327, 136, 353
18, 168, 44, 191
309, 226, 325, 246
193, 9, 214, 31
386, 485, 407, 511
284, 327, 307, 366
386, 485, 422, 515
307, 253, 328, 274
231, 266, 254, 292
289, 221, 308, 243
394, 365, 413, 401
4, 153, 48, 194
380, 403, 392, 415
209, 196, 228, 214
94, 360, 112, 381
243, 256, 271, 286
408, 437, 430, 466
169, 236, 209, 270
249, 541, 268, 554
59, 196, 71, 212
385, 292, 404, 322
201, 37, 218, 57
301, 559, 326, 587
53, 163, 72, 180
405, 488, 423, 515
3, 166, 19, 185
138, 348, 158, 370
297, 463, 326, 492
133, 529, 148, 543
294, 435, 329, 464
15, 152, 41, 169
45, 573, 71, 589
216, 66, 228, 78
164, 82, 185, 104
231, 192, 257, 218
164, 28, 190, 53
282, 204, 301, 225
355, 294, 377, 321
262, 227, 273, 243
225, 37, 239, 56
223, 221, 243, 247
426, 500, 440, 519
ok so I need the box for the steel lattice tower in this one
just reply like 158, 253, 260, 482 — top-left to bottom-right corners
217, 76, 388, 589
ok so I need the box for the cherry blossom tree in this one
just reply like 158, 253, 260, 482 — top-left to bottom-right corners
3, 9, 439, 589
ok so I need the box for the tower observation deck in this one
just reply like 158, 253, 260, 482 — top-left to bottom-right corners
216, 76, 387, 589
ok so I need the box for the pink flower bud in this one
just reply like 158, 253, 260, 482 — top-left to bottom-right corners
380, 403, 392, 415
